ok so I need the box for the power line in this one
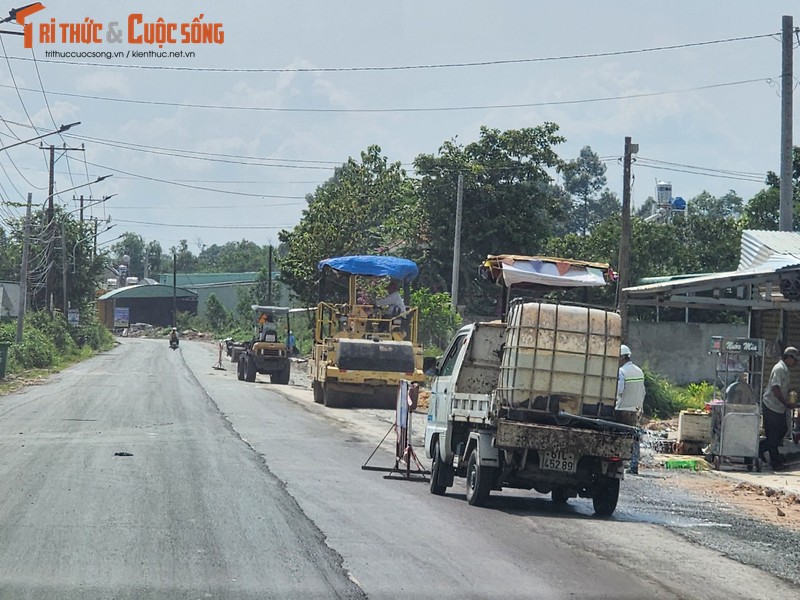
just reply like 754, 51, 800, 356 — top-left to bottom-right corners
113, 218, 293, 230
0, 32, 778, 73
0, 77, 772, 113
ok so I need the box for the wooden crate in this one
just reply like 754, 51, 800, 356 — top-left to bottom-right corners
678, 410, 712, 443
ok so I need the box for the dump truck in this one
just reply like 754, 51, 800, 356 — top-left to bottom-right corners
311, 255, 426, 409
424, 255, 637, 516
237, 305, 291, 385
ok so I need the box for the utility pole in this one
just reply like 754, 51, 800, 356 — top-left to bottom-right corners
61, 220, 68, 315
79, 194, 84, 224
267, 245, 273, 305
172, 253, 177, 328
15, 193, 31, 343
43, 143, 84, 313
451, 172, 464, 310
45, 145, 55, 313
618, 137, 638, 341
779, 15, 794, 231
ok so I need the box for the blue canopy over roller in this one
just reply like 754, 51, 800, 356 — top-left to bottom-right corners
318, 255, 419, 282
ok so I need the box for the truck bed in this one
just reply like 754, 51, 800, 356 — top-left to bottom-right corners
495, 419, 634, 458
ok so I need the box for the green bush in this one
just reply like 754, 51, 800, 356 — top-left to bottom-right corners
76, 319, 115, 351
642, 365, 679, 418
10, 327, 57, 369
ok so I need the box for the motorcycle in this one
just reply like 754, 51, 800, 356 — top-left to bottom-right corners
169, 337, 179, 350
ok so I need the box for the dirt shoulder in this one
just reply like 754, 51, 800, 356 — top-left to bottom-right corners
658, 467, 800, 531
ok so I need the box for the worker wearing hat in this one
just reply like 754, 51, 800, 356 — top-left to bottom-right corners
616, 344, 646, 474
759, 346, 799, 471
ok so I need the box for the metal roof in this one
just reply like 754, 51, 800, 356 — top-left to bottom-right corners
739, 230, 800, 270
623, 230, 800, 310
97, 283, 197, 300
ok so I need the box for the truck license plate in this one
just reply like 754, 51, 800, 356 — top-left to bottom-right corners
539, 450, 577, 473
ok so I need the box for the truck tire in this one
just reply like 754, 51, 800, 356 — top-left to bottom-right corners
551, 487, 570, 505
465, 450, 493, 507
237, 356, 245, 381
245, 355, 257, 382
429, 441, 448, 496
323, 384, 344, 408
271, 364, 290, 385
592, 477, 620, 517
312, 381, 324, 404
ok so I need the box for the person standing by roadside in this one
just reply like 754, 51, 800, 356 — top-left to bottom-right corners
616, 344, 646, 475
759, 346, 799, 471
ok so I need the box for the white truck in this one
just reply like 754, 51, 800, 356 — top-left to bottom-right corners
424, 256, 638, 516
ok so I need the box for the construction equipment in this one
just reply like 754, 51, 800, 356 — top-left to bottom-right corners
311, 255, 426, 409
237, 305, 291, 385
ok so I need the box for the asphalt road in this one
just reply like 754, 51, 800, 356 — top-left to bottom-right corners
0, 337, 797, 599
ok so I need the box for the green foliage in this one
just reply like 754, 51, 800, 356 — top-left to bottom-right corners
0, 311, 112, 375
642, 365, 679, 418
279, 145, 419, 306
415, 124, 567, 314
411, 288, 461, 350
205, 293, 230, 330
560, 146, 620, 235
687, 190, 744, 219
9, 327, 57, 369
641, 367, 713, 417
682, 381, 715, 409
25, 311, 78, 355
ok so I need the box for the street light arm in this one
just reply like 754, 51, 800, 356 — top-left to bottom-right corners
0, 122, 81, 153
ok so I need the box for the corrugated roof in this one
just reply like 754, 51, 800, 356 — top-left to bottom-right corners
739, 230, 800, 270
97, 283, 197, 300
158, 272, 259, 286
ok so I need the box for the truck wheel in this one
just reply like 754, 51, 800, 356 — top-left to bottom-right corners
465, 450, 493, 507
551, 487, 570, 505
323, 385, 344, 408
430, 441, 448, 496
245, 355, 257, 382
312, 382, 324, 404
237, 356, 245, 381
592, 477, 620, 517
272, 364, 290, 385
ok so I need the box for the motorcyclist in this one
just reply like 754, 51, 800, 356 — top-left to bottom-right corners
169, 327, 179, 347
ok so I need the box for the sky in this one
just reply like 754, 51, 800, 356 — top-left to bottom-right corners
0, 1, 798, 255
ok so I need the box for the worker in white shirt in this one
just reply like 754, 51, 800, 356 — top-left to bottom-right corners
616, 344, 646, 474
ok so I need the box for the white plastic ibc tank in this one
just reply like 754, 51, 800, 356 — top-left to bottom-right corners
497, 303, 621, 410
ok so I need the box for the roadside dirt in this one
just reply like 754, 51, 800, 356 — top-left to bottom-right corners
662, 468, 800, 531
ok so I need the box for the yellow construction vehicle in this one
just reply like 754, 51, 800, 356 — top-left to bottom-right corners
311, 255, 426, 409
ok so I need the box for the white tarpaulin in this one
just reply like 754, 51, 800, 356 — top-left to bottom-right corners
500, 260, 607, 288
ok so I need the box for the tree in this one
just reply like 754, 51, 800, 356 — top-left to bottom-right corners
205, 293, 229, 330
561, 146, 620, 235
144, 240, 163, 277
279, 145, 419, 306
744, 145, 800, 230
196, 240, 269, 273
111, 233, 146, 278
414, 124, 568, 314
411, 288, 461, 351
688, 190, 744, 219
170, 240, 198, 272
0, 227, 20, 283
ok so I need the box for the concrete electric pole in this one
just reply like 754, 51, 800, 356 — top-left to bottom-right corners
618, 137, 638, 341
779, 15, 794, 231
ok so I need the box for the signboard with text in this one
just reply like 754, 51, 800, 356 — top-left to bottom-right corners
113, 307, 130, 328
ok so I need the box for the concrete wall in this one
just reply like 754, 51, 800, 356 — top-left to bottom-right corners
626, 321, 748, 385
